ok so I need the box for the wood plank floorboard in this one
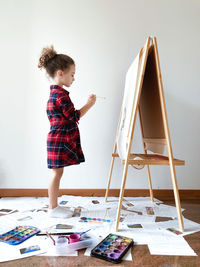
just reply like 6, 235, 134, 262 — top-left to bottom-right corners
0, 200, 199, 267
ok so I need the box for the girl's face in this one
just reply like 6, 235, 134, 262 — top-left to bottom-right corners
62, 64, 75, 87
55, 64, 75, 88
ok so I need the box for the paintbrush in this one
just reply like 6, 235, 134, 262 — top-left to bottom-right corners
96, 96, 106, 99
80, 229, 91, 236
46, 231, 56, 245
36, 232, 74, 236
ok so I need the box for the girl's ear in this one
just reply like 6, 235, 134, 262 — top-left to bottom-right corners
56, 69, 63, 77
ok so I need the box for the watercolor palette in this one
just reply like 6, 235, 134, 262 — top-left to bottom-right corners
91, 234, 134, 263
79, 217, 111, 224
0, 226, 40, 245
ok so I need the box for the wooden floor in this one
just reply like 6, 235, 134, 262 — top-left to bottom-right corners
0, 199, 200, 267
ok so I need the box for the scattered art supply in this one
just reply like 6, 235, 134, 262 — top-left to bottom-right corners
167, 228, 182, 235
17, 216, 32, 221
79, 217, 111, 224
146, 207, 155, 215
41, 229, 90, 245
122, 205, 142, 215
155, 216, 173, 222
57, 236, 69, 244
73, 208, 81, 217
54, 236, 69, 254
156, 202, 162, 206
20, 245, 41, 255
119, 217, 125, 222
126, 203, 134, 207
69, 233, 81, 243
59, 201, 68, 205
36, 208, 48, 213
27, 209, 36, 212
54, 233, 94, 253
127, 224, 143, 229
80, 229, 91, 236
36, 232, 74, 236
55, 224, 73, 229
92, 200, 100, 204
128, 209, 142, 215
0, 226, 40, 245
0, 209, 13, 214
91, 233, 134, 264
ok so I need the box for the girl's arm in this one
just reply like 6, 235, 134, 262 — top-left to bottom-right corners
80, 94, 96, 118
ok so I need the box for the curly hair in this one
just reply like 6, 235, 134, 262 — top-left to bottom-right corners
38, 45, 75, 78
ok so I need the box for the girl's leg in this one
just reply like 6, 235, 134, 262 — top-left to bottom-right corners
48, 168, 64, 209
48, 168, 73, 218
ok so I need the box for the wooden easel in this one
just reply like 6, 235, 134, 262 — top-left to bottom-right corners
105, 37, 185, 232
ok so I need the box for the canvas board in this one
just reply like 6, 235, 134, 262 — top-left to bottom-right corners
117, 39, 166, 159
117, 42, 148, 160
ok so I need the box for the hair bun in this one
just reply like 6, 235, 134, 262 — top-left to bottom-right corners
38, 45, 57, 69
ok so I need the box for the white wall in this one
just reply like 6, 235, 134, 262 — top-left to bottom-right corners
0, 0, 199, 189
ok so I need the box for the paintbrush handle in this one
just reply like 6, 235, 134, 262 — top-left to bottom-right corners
96, 96, 106, 99
80, 229, 91, 236
37, 232, 74, 236
46, 232, 56, 245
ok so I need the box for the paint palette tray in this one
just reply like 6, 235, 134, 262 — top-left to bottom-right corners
91, 233, 134, 263
79, 217, 111, 224
0, 226, 40, 245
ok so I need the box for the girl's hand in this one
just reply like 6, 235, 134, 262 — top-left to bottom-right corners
80, 94, 96, 118
87, 94, 96, 107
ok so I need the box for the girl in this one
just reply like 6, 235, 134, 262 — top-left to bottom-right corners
38, 45, 96, 218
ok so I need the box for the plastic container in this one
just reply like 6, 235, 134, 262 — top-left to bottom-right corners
54, 234, 95, 254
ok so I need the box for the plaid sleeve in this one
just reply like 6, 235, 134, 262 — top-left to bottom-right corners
57, 92, 80, 123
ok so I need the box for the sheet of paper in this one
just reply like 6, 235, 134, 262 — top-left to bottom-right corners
0, 197, 49, 212
0, 236, 46, 263
111, 229, 154, 245
124, 196, 162, 203
155, 217, 200, 236
119, 214, 156, 230
147, 235, 197, 256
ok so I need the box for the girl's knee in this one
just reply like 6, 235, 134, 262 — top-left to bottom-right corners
52, 168, 64, 178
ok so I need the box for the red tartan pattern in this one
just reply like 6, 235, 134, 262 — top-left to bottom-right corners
46, 85, 85, 169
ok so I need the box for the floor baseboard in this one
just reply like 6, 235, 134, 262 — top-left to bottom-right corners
0, 189, 199, 201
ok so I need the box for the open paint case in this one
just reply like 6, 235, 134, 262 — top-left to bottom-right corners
91, 233, 134, 263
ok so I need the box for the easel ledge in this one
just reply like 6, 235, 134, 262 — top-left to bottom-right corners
112, 153, 185, 166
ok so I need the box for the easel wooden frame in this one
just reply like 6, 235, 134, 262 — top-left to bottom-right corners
105, 37, 185, 232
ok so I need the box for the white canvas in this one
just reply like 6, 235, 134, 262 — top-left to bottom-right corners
116, 52, 141, 160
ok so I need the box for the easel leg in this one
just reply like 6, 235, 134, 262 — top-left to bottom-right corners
153, 36, 184, 232
138, 108, 154, 202
115, 161, 129, 231
105, 107, 122, 202
146, 164, 154, 202
169, 163, 184, 232
105, 155, 116, 202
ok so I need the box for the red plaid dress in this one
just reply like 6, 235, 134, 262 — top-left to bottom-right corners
46, 85, 85, 169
